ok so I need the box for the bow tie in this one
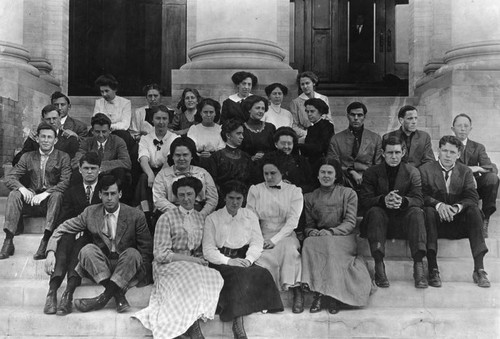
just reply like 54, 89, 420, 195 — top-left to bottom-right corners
153, 139, 163, 150
269, 185, 281, 189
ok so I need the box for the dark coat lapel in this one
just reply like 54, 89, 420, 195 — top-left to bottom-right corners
115, 204, 129, 247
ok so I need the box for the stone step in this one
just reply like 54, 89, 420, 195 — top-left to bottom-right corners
2, 279, 498, 310
0, 306, 497, 338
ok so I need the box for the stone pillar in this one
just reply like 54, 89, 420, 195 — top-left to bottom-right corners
172, 0, 297, 105
415, 0, 500, 165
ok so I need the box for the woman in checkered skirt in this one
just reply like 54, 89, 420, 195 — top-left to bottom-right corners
134, 176, 223, 339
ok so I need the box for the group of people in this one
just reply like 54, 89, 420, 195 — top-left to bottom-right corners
0, 70, 497, 339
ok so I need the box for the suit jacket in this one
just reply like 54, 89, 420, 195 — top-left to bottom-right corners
54, 181, 102, 227
12, 131, 79, 166
74, 134, 131, 173
47, 203, 153, 271
301, 119, 335, 159
6, 149, 71, 194
64, 116, 89, 138
383, 128, 435, 168
419, 160, 478, 208
327, 127, 383, 173
459, 139, 498, 175
359, 162, 423, 211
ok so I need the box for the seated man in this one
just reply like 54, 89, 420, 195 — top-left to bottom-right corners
51, 91, 89, 139
43, 152, 102, 315
451, 113, 499, 237
46, 175, 153, 313
383, 105, 435, 168
420, 135, 490, 288
359, 136, 429, 288
327, 101, 383, 190
1, 123, 71, 260
74, 113, 132, 201
13, 104, 79, 166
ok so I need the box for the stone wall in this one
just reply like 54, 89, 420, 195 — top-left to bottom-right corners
0, 97, 23, 177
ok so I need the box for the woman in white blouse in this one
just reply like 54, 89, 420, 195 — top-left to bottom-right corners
247, 158, 305, 314
262, 83, 294, 129
135, 105, 179, 228
187, 98, 225, 160
203, 180, 283, 339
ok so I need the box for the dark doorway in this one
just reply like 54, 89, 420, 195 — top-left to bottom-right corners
68, 0, 181, 96
293, 0, 409, 96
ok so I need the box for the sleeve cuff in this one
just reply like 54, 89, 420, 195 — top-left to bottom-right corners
245, 255, 256, 265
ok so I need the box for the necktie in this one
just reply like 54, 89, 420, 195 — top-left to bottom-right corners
86, 185, 92, 203
153, 139, 163, 151
443, 168, 452, 181
98, 143, 104, 159
105, 213, 116, 252
352, 136, 360, 158
40, 154, 49, 188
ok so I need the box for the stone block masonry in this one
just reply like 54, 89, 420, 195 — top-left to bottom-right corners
0, 97, 23, 177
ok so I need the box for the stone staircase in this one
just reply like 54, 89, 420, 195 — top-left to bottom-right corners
0, 196, 499, 338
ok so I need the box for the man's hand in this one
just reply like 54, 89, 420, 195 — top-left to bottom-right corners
62, 129, 78, 138
317, 229, 332, 236
350, 170, 363, 186
252, 152, 265, 161
44, 251, 56, 275
263, 239, 275, 249
31, 192, 50, 206
385, 190, 402, 209
437, 203, 458, 222
199, 151, 212, 158
19, 187, 35, 205
469, 166, 488, 174
147, 172, 155, 188
228, 258, 251, 267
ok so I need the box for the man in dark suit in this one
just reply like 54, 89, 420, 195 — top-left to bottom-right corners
0, 123, 71, 260
46, 175, 153, 313
451, 113, 499, 237
383, 105, 435, 168
420, 135, 489, 288
43, 152, 102, 315
51, 91, 89, 139
12, 104, 79, 166
73, 113, 132, 202
327, 102, 383, 190
359, 135, 429, 288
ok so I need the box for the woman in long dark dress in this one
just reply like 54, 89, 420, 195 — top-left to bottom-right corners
169, 88, 201, 135
220, 71, 258, 123
203, 180, 283, 339
302, 158, 373, 314
240, 95, 276, 162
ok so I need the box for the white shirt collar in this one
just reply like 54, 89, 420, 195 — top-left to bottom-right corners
438, 159, 455, 172
298, 92, 320, 100
179, 205, 193, 215
60, 116, 68, 125
461, 138, 468, 146
229, 93, 252, 103
105, 204, 120, 218
83, 181, 98, 192
39, 147, 55, 156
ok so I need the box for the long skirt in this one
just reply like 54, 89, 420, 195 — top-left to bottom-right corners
255, 234, 302, 290
133, 261, 223, 339
301, 234, 373, 306
210, 263, 284, 322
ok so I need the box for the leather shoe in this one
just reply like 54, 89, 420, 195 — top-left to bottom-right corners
428, 268, 442, 288
309, 293, 323, 313
328, 297, 339, 314
374, 261, 390, 288
43, 289, 57, 314
473, 269, 491, 288
33, 238, 48, 260
56, 290, 73, 315
413, 262, 428, 288
291, 286, 304, 313
0, 238, 15, 260
114, 290, 130, 313
186, 320, 205, 339
232, 316, 247, 339
74, 293, 112, 312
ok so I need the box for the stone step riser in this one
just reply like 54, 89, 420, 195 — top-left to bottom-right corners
1, 281, 498, 309
0, 307, 498, 339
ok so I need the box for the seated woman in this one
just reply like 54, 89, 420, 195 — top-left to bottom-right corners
136, 105, 179, 229
187, 98, 225, 162
169, 88, 201, 135
259, 127, 314, 194
203, 180, 283, 339
221, 71, 258, 123
134, 176, 224, 339
262, 83, 294, 129
247, 159, 304, 313
206, 119, 254, 190
240, 95, 276, 162
153, 137, 218, 218
289, 71, 331, 138
302, 158, 373, 313
299, 98, 335, 173
129, 83, 167, 140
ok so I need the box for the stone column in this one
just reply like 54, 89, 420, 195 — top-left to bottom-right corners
172, 0, 297, 104
415, 0, 500, 164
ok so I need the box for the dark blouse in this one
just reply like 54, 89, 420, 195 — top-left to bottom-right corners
206, 146, 255, 186
221, 99, 248, 123
241, 122, 276, 157
301, 119, 335, 163
168, 111, 195, 134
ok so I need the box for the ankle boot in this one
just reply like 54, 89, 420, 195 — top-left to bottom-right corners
0, 238, 15, 260
186, 320, 204, 339
374, 261, 389, 287
309, 292, 323, 313
413, 262, 428, 288
291, 286, 304, 313
232, 316, 247, 339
